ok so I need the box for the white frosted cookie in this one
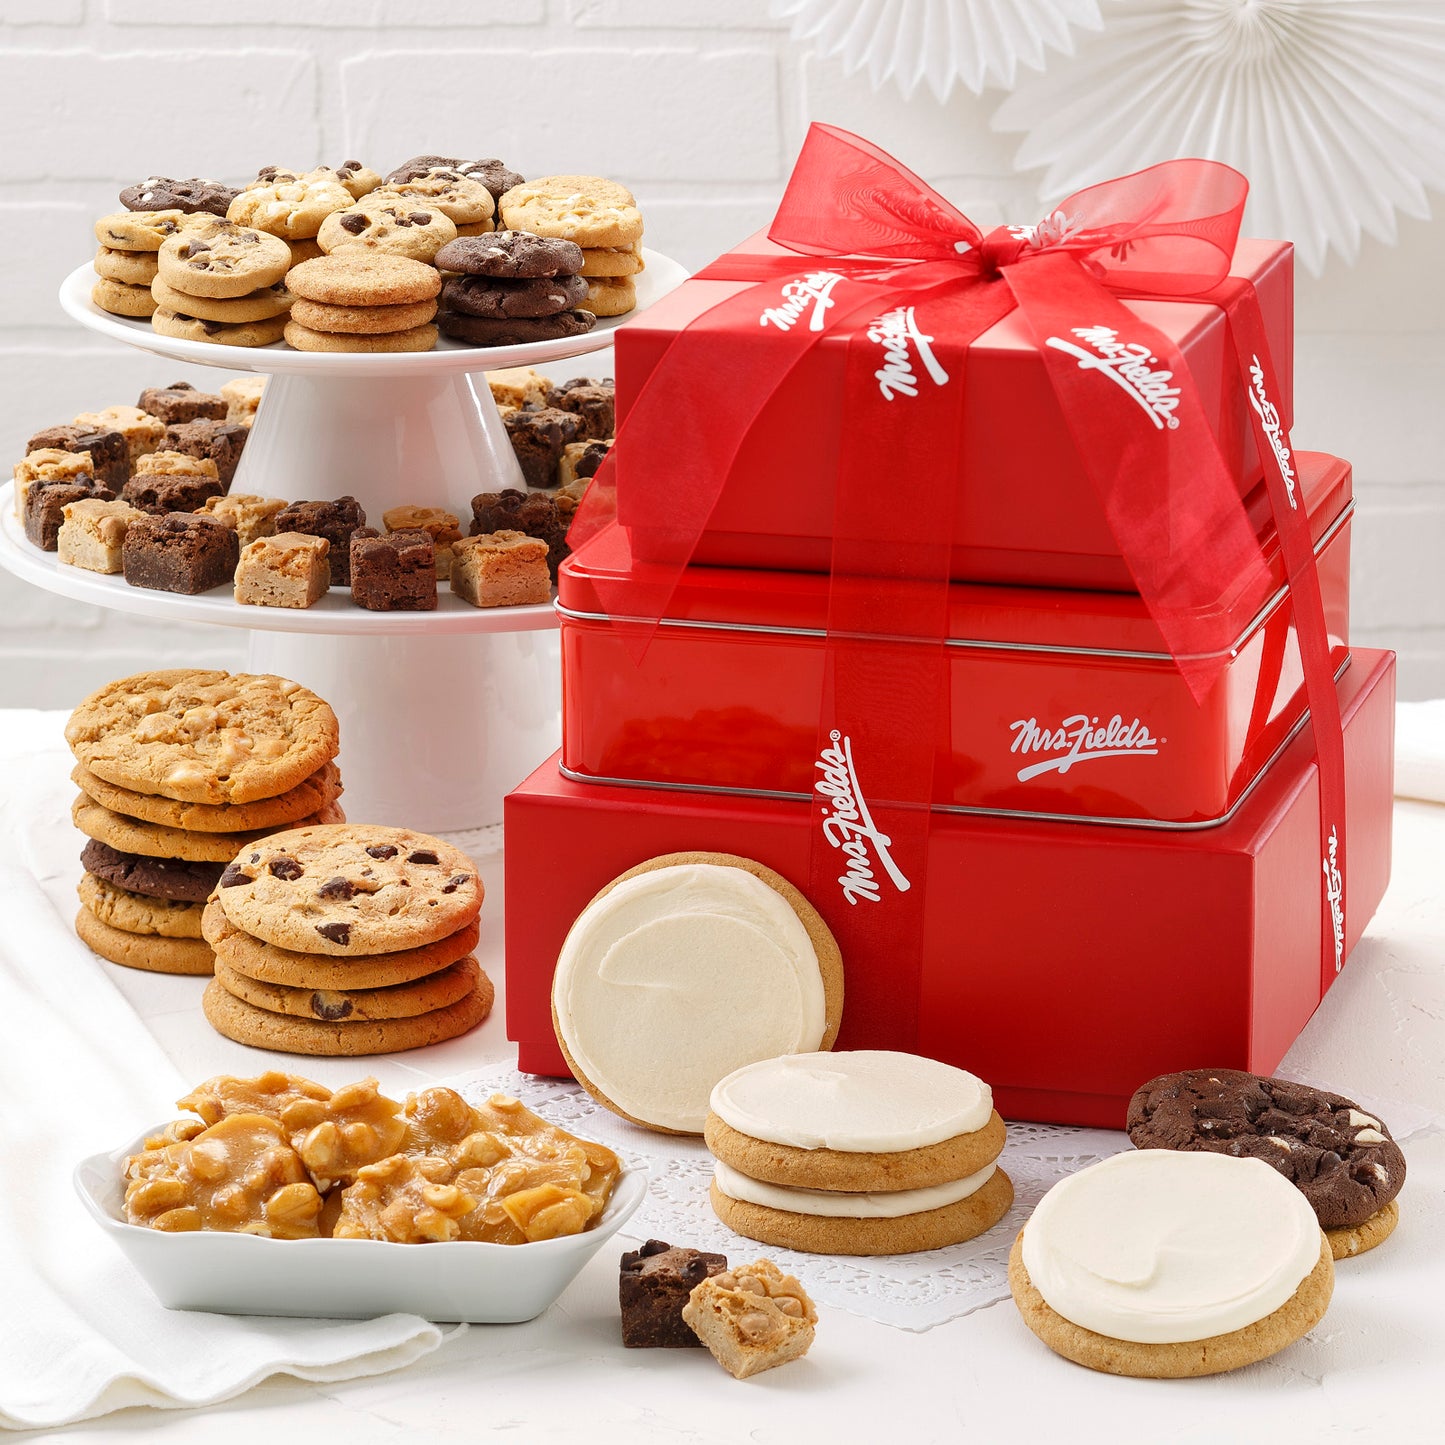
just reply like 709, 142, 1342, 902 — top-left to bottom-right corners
1011, 1149, 1334, 1376
551, 852, 842, 1135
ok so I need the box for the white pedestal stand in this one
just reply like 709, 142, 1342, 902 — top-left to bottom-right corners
1, 253, 687, 829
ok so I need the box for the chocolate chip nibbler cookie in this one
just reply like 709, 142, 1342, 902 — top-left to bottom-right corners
200, 824, 491, 1055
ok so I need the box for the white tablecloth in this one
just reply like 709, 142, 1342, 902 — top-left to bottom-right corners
2, 708, 1442, 1443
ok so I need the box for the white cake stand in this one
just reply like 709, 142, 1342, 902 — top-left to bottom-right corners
2, 252, 687, 830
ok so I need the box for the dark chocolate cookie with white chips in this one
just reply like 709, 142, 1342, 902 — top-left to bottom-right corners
441, 273, 588, 319
120, 176, 240, 216
434, 231, 584, 279
385, 155, 524, 200
1126, 1067, 1406, 1253
80, 837, 224, 903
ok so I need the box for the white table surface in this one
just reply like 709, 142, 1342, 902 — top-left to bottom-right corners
3, 707, 1442, 1444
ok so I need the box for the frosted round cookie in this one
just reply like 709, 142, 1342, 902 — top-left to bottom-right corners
1010, 1150, 1334, 1377
706, 1051, 1005, 1191
550, 852, 843, 1135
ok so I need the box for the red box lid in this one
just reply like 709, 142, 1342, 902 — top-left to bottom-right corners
563, 452, 1350, 657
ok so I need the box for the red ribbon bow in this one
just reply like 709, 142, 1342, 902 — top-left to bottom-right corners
569, 124, 1347, 1033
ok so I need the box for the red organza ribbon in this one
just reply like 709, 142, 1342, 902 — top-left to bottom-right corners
568, 123, 1346, 1013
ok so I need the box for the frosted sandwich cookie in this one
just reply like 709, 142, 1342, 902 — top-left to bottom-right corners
1010, 1150, 1334, 1377
550, 852, 843, 1135
705, 1051, 1011, 1254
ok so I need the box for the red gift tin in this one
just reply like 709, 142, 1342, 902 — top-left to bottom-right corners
508, 649, 1395, 1128
561, 453, 1352, 827
613, 230, 1293, 590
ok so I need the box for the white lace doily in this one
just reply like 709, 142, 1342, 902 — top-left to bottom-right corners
446, 1065, 1126, 1333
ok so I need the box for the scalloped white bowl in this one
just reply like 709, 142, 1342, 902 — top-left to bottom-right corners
75, 1127, 647, 1322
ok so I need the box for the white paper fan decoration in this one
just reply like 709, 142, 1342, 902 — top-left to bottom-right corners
773, 0, 1103, 98
992, 0, 1445, 274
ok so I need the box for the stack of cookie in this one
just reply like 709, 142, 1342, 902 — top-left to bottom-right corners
93, 177, 237, 319
496, 175, 644, 319
200, 823, 493, 1056
66, 670, 343, 976
703, 1051, 1014, 1256
283, 254, 441, 353
433, 232, 594, 348
152, 220, 294, 348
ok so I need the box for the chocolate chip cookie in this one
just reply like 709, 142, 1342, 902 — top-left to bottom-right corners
214, 824, 483, 955
434, 231, 584, 279
157, 224, 291, 299
1127, 1068, 1406, 1251
367, 172, 495, 227
120, 176, 240, 216
316, 200, 458, 262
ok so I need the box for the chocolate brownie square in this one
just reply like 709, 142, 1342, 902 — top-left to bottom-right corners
25, 477, 116, 550
349, 527, 437, 611
273, 495, 366, 587
121, 471, 226, 514
137, 381, 229, 424
121, 512, 239, 594
26, 425, 129, 490
163, 419, 249, 486
546, 380, 615, 441
619, 1240, 727, 1348
503, 406, 579, 488
470, 489, 570, 580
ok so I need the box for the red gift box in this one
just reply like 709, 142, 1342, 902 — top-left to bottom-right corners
507, 649, 1394, 1129
613, 230, 1292, 590
561, 453, 1351, 826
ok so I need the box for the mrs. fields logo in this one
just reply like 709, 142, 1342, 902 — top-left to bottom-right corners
1044, 326, 1181, 430
1323, 826, 1345, 972
1248, 353, 1298, 509
814, 731, 911, 905
866, 305, 949, 401
759, 271, 846, 333
1010, 713, 1162, 781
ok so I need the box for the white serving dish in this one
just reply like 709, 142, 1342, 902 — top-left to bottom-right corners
75, 1128, 647, 1323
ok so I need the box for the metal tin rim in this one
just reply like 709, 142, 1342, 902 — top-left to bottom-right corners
557, 502, 1353, 664
557, 657, 1353, 833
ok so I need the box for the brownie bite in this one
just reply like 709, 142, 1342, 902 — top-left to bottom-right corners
137, 381, 229, 424
349, 527, 437, 611
163, 419, 249, 486
58, 498, 147, 574
121, 511, 239, 594
25, 477, 116, 550
451, 530, 551, 608
470, 488, 570, 580
559, 438, 611, 487
503, 406, 579, 489
122, 470, 225, 515
547, 379, 615, 442
234, 532, 330, 609
26, 426, 129, 490
619, 1240, 728, 1348
273, 495, 366, 586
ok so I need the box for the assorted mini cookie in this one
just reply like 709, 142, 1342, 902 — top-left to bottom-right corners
86, 158, 640, 349
67, 669, 344, 976
284, 253, 440, 353
203, 824, 489, 1055
1010, 1149, 1334, 1377
550, 851, 843, 1134
1126, 1068, 1406, 1259
704, 1051, 1012, 1255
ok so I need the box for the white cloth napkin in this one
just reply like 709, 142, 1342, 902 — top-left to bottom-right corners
1394, 699, 1445, 804
0, 714, 459, 1431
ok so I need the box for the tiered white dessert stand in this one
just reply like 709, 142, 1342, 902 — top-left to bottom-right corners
0, 253, 686, 829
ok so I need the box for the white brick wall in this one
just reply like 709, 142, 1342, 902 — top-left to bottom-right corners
1, 0, 1441, 708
